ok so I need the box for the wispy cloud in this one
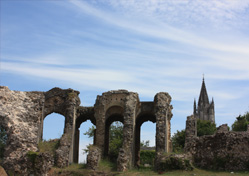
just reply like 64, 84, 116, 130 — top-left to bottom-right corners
1, 0, 249, 135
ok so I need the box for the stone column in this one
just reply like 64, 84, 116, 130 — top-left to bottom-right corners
73, 128, 80, 163
94, 100, 105, 155
154, 92, 172, 169
55, 91, 80, 167
117, 93, 138, 171
184, 115, 197, 153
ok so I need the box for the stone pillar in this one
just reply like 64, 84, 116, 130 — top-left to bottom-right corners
154, 92, 172, 169
55, 91, 80, 167
184, 115, 197, 153
154, 93, 172, 153
117, 93, 138, 171
94, 98, 105, 155
217, 124, 228, 133
73, 129, 80, 163
134, 124, 141, 167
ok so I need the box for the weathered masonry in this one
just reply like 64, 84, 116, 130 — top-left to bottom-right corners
0, 86, 173, 174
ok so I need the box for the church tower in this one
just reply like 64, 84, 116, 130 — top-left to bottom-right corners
194, 77, 215, 123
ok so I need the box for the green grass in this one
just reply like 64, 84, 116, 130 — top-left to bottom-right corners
48, 162, 249, 176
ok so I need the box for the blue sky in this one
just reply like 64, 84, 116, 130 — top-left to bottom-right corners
1, 0, 249, 162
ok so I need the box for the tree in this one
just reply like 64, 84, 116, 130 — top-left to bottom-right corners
172, 130, 185, 153
108, 122, 123, 160
172, 119, 216, 152
84, 122, 123, 160
140, 140, 150, 147
232, 111, 249, 131
197, 119, 216, 137
84, 122, 151, 161
0, 126, 7, 158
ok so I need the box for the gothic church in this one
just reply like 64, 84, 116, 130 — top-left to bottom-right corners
194, 78, 215, 123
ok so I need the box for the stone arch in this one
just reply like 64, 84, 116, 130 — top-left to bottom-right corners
73, 107, 95, 163
104, 106, 124, 156
39, 96, 67, 142
42, 112, 65, 140
135, 112, 156, 167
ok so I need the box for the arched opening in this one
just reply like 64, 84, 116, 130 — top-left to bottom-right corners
74, 108, 96, 164
43, 113, 65, 140
78, 120, 96, 163
135, 113, 156, 167
0, 125, 7, 161
104, 106, 124, 160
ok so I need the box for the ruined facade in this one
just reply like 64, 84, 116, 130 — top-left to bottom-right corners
194, 78, 215, 123
185, 115, 249, 171
0, 86, 173, 175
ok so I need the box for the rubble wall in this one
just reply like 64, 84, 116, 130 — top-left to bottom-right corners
185, 115, 249, 171
0, 86, 44, 175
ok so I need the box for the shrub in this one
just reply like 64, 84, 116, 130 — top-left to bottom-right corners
140, 150, 155, 166
38, 139, 59, 155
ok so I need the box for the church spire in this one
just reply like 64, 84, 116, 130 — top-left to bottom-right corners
198, 76, 209, 107
193, 98, 197, 115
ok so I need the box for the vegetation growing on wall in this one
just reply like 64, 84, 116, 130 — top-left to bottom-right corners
232, 111, 249, 131
84, 122, 124, 161
197, 119, 216, 136
38, 139, 60, 155
172, 130, 185, 153
84, 122, 151, 162
0, 126, 7, 159
172, 119, 216, 152
140, 150, 155, 166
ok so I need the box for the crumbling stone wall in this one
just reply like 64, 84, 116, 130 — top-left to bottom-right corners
42, 88, 80, 167
154, 92, 173, 169
0, 86, 80, 175
0, 86, 44, 175
0, 86, 173, 173
185, 115, 249, 171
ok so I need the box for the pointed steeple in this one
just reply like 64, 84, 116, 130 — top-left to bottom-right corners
198, 76, 209, 107
193, 99, 197, 115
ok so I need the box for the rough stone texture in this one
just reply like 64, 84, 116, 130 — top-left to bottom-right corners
0, 86, 44, 175
117, 148, 129, 171
0, 86, 80, 174
87, 146, 101, 170
184, 115, 197, 152
0, 86, 173, 172
185, 115, 249, 171
0, 166, 7, 176
154, 92, 173, 170
158, 153, 193, 172
28, 152, 54, 176
216, 124, 229, 133
43, 87, 80, 168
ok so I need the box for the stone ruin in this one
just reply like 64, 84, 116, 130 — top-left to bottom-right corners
0, 86, 173, 175
185, 115, 249, 171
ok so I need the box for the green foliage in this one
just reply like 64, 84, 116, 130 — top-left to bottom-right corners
38, 139, 59, 155
159, 156, 193, 171
197, 119, 216, 137
108, 122, 123, 160
84, 122, 123, 160
0, 126, 7, 158
83, 125, 95, 138
232, 112, 249, 131
213, 155, 230, 169
26, 151, 39, 166
172, 120, 216, 152
140, 140, 150, 147
140, 150, 155, 166
172, 130, 185, 153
